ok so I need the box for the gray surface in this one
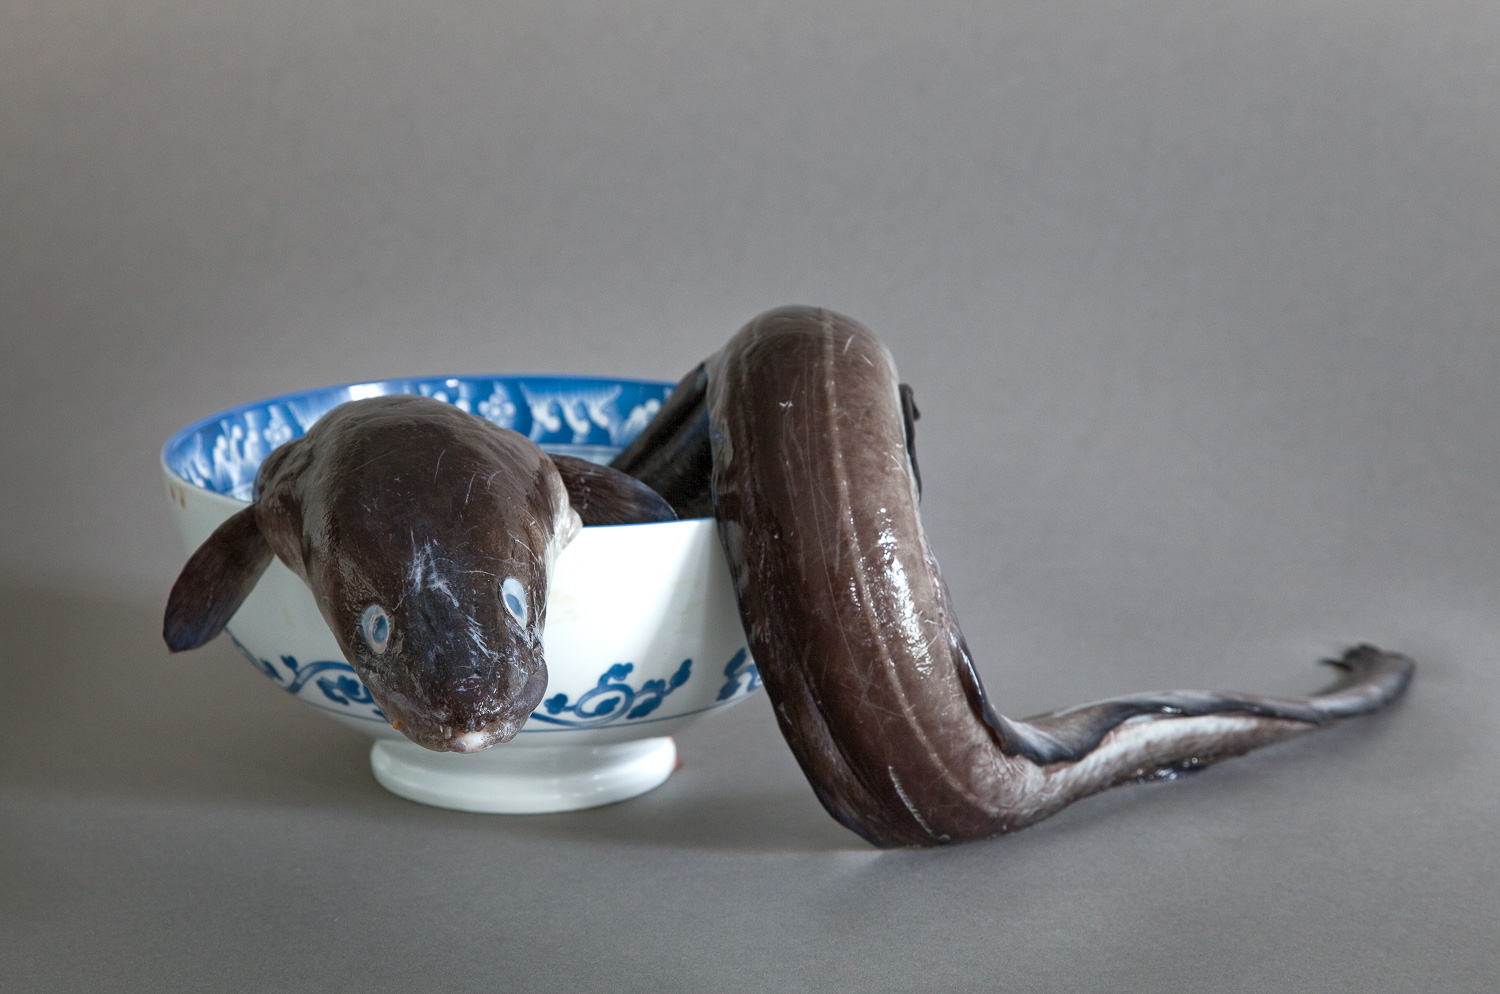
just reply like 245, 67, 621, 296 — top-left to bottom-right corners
2, 2, 1497, 990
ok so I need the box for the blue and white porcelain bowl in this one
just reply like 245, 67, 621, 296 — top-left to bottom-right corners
162, 375, 760, 814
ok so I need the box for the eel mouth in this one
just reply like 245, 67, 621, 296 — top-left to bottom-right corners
388, 713, 527, 753
383, 666, 549, 753
440, 716, 525, 753
445, 729, 500, 753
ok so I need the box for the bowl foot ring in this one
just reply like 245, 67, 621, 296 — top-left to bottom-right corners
370, 736, 677, 813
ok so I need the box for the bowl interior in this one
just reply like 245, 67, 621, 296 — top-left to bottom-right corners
163, 373, 675, 499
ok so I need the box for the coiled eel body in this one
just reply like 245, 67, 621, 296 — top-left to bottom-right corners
613, 305, 1414, 847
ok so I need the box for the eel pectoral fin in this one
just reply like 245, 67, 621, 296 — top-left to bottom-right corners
163, 505, 274, 652
550, 455, 677, 526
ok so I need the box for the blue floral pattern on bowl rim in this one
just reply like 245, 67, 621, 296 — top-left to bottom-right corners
171, 373, 763, 731
163, 373, 678, 500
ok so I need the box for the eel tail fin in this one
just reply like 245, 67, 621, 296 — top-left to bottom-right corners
990, 645, 1414, 821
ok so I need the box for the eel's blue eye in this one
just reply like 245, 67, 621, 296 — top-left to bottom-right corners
501, 577, 528, 627
361, 604, 390, 654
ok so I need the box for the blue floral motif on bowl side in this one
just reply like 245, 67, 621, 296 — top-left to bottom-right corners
227, 633, 388, 723
716, 648, 761, 701
535, 658, 694, 727
228, 633, 761, 731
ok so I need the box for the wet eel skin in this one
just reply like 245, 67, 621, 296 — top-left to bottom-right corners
612, 305, 1414, 847
164, 393, 674, 753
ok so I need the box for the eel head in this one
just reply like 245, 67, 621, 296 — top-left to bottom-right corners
291, 396, 580, 753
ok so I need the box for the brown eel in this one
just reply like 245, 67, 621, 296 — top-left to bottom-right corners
611, 305, 1414, 847
164, 393, 674, 753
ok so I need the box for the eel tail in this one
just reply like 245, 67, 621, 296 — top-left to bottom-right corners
993, 645, 1414, 827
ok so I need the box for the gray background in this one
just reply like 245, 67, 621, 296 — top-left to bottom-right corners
2, 2, 1497, 990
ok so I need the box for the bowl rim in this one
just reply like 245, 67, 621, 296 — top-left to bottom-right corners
160, 371, 677, 495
